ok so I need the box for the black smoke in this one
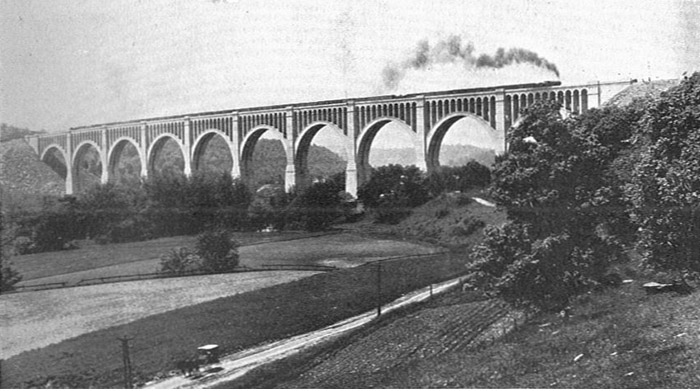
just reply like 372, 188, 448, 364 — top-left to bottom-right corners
381, 35, 559, 90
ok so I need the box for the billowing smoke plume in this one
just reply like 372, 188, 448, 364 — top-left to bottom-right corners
382, 35, 559, 90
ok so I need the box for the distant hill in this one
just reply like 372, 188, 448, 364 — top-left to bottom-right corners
0, 139, 65, 210
0, 124, 45, 143
249, 139, 347, 190
370, 144, 496, 168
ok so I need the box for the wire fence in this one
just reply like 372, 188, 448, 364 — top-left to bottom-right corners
5, 264, 338, 295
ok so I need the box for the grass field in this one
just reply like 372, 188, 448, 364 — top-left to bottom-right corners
0, 271, 318, 360
13, 232, 437, 287
2, 251, 467, 388
11, 231, 324, 282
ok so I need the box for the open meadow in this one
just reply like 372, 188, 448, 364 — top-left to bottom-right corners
11, 232, 439, 287
0, 230, 455, 388
0, 271, 318, 360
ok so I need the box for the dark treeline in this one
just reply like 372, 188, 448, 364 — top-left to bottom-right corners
7, 158, 493, 256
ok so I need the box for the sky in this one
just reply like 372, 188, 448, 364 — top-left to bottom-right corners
1, 0, 698, 143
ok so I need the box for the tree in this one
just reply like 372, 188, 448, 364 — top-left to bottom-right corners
358, 164, 430, 224
425, 160, 491, 196
1, 207, 22, 292
286, 173, 347, 231
471, 100, 632, 311
627, 73, 700, 278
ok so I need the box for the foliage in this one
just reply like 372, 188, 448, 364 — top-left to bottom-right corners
194, 229, 240, 272
425, 161, 491, 196
159, 247, 202, 276
1, 207, 22, 292
286, 172, 349, 231
17, 196, 85, 253
358, 164, 430, 224
626, 73, 700, 277
471, 100, 636, 310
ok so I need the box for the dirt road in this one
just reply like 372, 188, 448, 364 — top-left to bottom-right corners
143, 276, 463, 389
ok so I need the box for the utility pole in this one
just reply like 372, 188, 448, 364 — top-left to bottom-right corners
376, 262, 382, 317
117, 336, 134, 389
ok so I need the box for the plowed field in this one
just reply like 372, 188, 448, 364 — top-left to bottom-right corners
277, 294, 511, 388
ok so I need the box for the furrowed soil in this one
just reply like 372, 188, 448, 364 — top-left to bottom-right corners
242, 289, 512, 389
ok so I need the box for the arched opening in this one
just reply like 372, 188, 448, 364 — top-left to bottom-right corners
41, 146, 68, 180
109, 139, 142, 186
428, 114, 502, 171
357, 119, 418, 185
241, 128, 287, 192
72, 143, 102, 193
148, 136, 185, 179
295, 123, 348, 189
192, 132, 233, 176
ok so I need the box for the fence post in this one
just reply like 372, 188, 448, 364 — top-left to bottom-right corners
117, 336, 134, 389
376, 263, 382, 317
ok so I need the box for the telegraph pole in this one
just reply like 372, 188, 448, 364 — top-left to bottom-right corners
376, 262, 382, 317
117, 336, 134, 389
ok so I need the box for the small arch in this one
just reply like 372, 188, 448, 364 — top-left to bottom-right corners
581, 89, 589, 111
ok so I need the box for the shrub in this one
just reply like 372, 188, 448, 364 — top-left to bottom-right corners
160, 247, 201, 276
1, 246, 22, 292
195, 229, 240, 273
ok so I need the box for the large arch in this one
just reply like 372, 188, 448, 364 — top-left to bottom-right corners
426, 112, 501, 171
72, 141, 103, 193
240, 125, 290, 189
191, 129, 235, 175
147, 134, 187, 178
40, 144, 69, 180
107, 137, 144, 185
356, 117, 421, 186
294, 121, 351, 189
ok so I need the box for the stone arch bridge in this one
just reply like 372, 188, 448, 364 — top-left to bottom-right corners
27, 80, 633, 197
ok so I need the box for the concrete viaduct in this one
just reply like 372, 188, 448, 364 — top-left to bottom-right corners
27, 80, 633, 197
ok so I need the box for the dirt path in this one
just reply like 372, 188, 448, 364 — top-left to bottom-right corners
142, 277, 464, 389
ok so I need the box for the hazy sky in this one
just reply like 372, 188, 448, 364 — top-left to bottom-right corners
1, 0, 698, 136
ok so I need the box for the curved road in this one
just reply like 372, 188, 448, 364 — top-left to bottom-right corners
144, 276, 463, 389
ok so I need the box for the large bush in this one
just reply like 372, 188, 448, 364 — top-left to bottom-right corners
626, 73, 700, 278
471, 100, 635, 311
195, 229, 240, 272
159, 247, 201, 276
